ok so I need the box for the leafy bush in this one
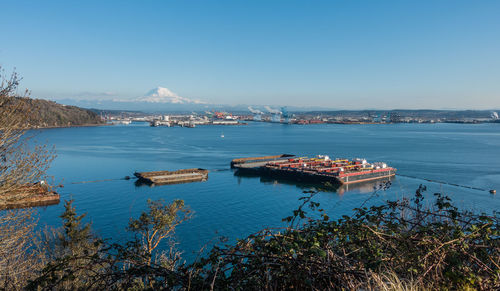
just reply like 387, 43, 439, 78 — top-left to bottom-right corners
28, 185, 499, 290
189, 185, 499, 290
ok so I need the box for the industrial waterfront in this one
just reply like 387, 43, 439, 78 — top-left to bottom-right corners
103, 108, 500, 126
33, 121, 500, 261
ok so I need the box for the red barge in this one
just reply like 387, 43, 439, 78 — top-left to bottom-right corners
232, 155, 396, 185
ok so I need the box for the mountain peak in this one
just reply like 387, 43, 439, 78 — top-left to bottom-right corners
137, 87, 204, 104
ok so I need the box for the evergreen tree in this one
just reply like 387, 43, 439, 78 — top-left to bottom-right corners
58, 200, 94, 256
42, 200, 104, 289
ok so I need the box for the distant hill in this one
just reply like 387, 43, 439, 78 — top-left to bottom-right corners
3, 97, 105, 128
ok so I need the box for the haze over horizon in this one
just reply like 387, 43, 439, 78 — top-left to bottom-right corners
1, 0, 499, 110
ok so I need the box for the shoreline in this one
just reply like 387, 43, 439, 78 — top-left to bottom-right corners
30, 123, 112, 130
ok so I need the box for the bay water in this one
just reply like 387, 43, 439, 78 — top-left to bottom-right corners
33, 122, 500, 260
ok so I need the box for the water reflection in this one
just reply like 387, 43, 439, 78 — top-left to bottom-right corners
336, 177, 394, 194
234, 169, 394, 195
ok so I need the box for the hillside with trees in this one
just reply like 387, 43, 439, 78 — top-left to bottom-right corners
1, 96, 104, 128
28, 98, 104, 128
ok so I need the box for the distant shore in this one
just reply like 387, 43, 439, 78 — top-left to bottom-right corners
30, 123, 111, 130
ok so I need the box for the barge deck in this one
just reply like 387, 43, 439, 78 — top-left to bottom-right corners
134, 168, 209, 185
231, 154, 295, 168
233, 155, 396, 185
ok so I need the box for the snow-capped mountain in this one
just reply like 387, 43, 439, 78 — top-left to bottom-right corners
136, 87, 205, 104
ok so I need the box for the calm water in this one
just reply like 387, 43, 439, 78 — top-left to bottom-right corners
33, 122, 500, 260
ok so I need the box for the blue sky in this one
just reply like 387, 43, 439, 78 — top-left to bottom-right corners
1, 0, 499, 109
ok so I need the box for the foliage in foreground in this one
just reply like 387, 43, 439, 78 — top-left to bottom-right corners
26, 185, 499, 290
0, 68, 56, 206
28, 199, 192, 290
0, 68, 57, 289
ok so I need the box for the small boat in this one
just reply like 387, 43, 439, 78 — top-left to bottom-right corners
221, 133, 225, 138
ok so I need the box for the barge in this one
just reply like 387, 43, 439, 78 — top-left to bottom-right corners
233, 155, 395, 185
0, 183, 60, 210
134, 168, 208, 185
230, 154, 295, 168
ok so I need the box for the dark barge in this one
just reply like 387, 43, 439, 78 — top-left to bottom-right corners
134, 168, 208, 186
232, 155, 396, 185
